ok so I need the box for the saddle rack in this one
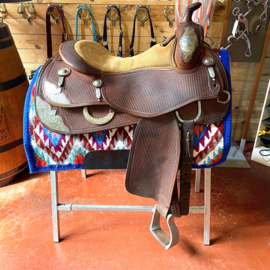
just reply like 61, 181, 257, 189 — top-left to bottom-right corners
49, 151, 211, 250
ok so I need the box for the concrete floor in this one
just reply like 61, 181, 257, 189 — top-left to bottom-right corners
0, 146, 270, 269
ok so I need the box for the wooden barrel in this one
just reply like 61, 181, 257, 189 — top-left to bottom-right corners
0, 22, 29, 187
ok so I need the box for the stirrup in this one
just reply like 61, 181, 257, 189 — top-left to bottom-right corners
150, 205, 179, 250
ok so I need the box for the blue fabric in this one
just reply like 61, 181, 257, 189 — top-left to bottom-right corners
23, 50, 232, 173
192, 50, 232, 168
76, 5, 98, 42
23, 66, 42, 173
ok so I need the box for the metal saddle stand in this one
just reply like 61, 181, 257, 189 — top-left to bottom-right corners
50, 150, 211, 249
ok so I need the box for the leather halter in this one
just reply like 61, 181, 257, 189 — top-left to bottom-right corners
75, 5, 98, 42
102, 6, 123, 57
129, 7, 156, 57
46, 5, 67, 59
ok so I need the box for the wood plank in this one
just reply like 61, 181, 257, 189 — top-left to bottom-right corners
4, 3, 225, 23
232, 123, 258, 141
29, 0, 179, 5
231, 81, 269, 94
232, 99, 264, 107
13, 34, 167, 51
242, 20, 270, 139
6, 19, 223, 38
24, 63, 42, 76
7, 19, 174, 37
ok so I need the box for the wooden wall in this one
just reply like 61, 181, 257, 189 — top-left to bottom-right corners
2, 0, 268, 141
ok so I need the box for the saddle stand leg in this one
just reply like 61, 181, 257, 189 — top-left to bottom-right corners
50, 171, 60, 243
195, 169, 201, 193
204, 168, 211, 245
81, 169, 87, 178
49, 168, 211, 247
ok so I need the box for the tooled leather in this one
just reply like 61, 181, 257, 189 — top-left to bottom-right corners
43, 60, 106, 108
36, 46, 229, 132
102, 60, 224, 120
55, 106, 139, 134
174, 23, 204, 70
125, 113, 180, 215
35, 56, 139, 135
60, 41, 101, 76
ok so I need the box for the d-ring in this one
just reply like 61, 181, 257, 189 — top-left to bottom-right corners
175, 101, 201, 123
83, 107, 115, 125
217, 90, 231, 104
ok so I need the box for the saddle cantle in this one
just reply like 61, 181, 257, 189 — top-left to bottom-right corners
35, 3, 230, 249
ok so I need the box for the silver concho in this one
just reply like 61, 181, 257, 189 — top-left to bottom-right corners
179, 26, 198, 63
202, 56, 214, 66
93, 79, 103, 102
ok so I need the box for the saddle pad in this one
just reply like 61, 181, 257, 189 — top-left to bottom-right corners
23, 50, 232, 174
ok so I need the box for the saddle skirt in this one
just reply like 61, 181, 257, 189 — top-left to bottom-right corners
34, 2, 230, 249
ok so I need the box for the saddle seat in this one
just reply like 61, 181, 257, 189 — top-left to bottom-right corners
59, 39, 175, 76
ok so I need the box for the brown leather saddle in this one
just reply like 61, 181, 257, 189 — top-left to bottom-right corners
35, 3, 230, 249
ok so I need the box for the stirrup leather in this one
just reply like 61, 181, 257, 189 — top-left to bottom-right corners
150, 205, 180, 249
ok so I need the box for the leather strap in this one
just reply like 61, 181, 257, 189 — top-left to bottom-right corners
46, 5, 67, 59
129, 8, 156, 57
76, 5, 98, 42
102, 6, 123, 57
178, 120, 194, 216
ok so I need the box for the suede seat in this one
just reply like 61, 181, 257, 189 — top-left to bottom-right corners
59, 39, 176, 75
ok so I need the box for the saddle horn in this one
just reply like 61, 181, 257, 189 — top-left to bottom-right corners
175, 2, 204, 70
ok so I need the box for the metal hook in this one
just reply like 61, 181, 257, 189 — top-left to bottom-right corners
164, 6, 175, 28
106, 5, 120, 27
77, 4, 92, 26
47, 4, 63, 25
17, 3, 35, 25
0, 3, 7, 22
135, 5, 150, 27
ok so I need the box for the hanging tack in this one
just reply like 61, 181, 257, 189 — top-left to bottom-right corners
135, 5, 150, 27
164, 6, 175, 28
0, 3, 7, 22
17, 3, 35, 25
106, 5, 120, 27
47, 4, 63, 25
77, 4, 92, 26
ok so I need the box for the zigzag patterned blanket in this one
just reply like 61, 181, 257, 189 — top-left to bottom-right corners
23, 50, 232, 173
